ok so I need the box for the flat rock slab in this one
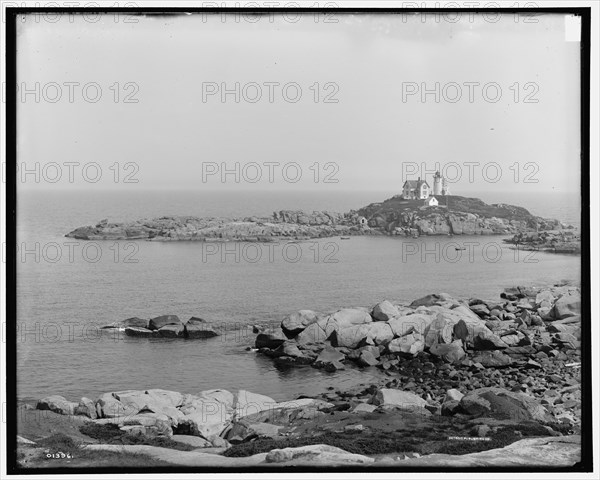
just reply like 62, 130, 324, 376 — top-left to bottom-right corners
391, 436, 580, 467
83, 444, 268, 467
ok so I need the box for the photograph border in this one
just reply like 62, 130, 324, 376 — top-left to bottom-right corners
4, 4, 593, 475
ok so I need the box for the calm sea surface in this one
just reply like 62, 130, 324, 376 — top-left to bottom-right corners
16, 190, 581, 401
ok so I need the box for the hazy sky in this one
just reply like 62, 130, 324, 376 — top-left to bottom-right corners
16, 12, 581, 193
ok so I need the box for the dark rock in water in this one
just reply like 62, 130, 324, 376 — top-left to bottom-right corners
314, 346, 346, 371
149, 315, 182, 330
158, 324, 185, 338
473, 332, 508, 351
295, 322, 330, 345
125, 327, 158, 338
315, 346, 345, 364
187, 316, 207, 325
281, 310, 322, 338
271, 341, 309, 359
255, 329, 287, 349
472, 351, 513, 368
410, 294, 442, 308
101, 317, 148, 329
185, 323, 220, 339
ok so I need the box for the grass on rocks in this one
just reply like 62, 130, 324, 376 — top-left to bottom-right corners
78, 423, 197, 451
18, 433, 174, 468
223, 421, 553, 458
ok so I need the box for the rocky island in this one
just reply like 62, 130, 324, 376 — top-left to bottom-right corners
18, 283, 583, 468
65, 195, 575, 243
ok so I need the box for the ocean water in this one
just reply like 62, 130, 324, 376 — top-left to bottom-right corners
15, 190, 581, 402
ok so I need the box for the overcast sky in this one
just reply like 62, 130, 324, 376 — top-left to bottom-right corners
16, 12, 581, 193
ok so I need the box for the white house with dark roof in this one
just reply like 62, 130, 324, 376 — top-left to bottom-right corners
424, 196, 438, 207
402, 178, 430, 200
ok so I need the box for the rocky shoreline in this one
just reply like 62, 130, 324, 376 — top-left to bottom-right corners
64, 195, 574, 242
18, 283, 582, 468
503, 230, 581, 254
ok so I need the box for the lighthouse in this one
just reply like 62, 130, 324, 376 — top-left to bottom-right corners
433, 171, 443, 195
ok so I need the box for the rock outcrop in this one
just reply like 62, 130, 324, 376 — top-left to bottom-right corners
65, 196, 572, 242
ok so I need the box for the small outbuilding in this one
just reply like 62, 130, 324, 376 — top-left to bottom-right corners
424, 196, 438, 207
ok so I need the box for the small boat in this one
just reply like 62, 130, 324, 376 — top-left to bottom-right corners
340, 236, 351, 240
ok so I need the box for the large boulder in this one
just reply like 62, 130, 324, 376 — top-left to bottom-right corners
234, 390, 276, 419
472, 351, 513, 368
75, 397, 98, 419
37, 395, 79, 416
388, 334, 425, 356
294, 321, 330, 345
102, 317, 148, 329
410, 294, 443, 308
95, 393, 138, 419
255, 328, 287, 349
124, 327, 158, 338
429, 340, 466, 363
451, 304, 482, 322
158, 324, 186, 338
552, 292, 581, 320
265, 444, 374, 465
372, 388, 428, 412
121, 412, 175, 436
372, 301, 400, 322
187, 317, 207, 325
329, 308, 372, 328
459, 387, 550, 422
423, 307, 495, 345
178, 389, 234, 438
270, 341, 307, 359
364, 322, 395, 345
473, 332, 509, 350
149, 315, 182, 331
388, 314, 434, 336
424, 314, 454, 346
357, 349, 379, 366
226, 421, 283, 443
281, 310, 322, 337
185, 323, 220, 339
112, 389, 184, 417
330, 324, 373, 349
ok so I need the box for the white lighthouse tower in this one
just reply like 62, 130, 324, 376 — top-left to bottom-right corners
433, 171, 443, 195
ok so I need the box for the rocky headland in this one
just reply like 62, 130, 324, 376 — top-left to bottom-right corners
65, 195, 575, 243
18, 283, 583, 468
503, 230, 581, 254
